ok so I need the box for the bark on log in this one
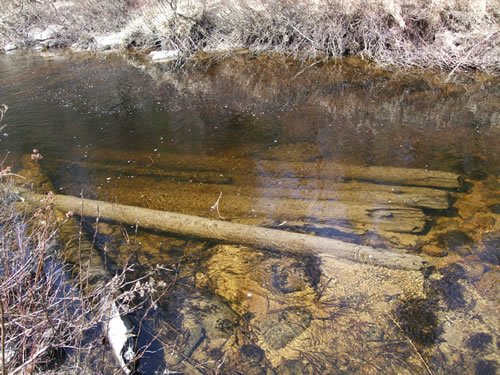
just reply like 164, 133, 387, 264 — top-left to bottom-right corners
17, 189, 426, 271
84, 151, 462, 189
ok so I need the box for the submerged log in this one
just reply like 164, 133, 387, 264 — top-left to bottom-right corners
51, 159, 231, 184
97, 180, 427, 233
17, 189, 426, 271
84, 151, 462, 189
50, 158, 451, 210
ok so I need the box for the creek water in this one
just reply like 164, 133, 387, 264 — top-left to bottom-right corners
0, 51, 499, 374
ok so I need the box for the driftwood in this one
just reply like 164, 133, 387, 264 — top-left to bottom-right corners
50, 159, 451, 210
84, 151, 462, 189
17, 189, 426, 271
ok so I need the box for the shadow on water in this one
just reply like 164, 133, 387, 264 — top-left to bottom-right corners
1, 51, 499, 374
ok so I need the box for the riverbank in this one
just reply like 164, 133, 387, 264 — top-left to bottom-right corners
1, 0, 498, 74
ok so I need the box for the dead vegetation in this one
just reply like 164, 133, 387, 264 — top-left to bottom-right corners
0, 184, 137, 374
1, 0, 498, 73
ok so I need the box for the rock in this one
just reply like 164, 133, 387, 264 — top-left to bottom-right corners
421, 244, 447, 257
460, 261, 485, 282
4, 43, 17, 51
256, 310, 312, 350
488, 203, 500, 214
149, 50, 180, 63
455, 245, 472, 256
94, 33, 124, 50
32, 25, 63, 41
437, 230, 474, 253
41, 39, 63, 49
474, 270, 499, 300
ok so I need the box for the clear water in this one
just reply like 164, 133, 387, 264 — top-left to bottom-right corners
0, 51, 499, 374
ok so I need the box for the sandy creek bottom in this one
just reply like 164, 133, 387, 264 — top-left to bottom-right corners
18, 151, 499, 375
3, 51, 499, 374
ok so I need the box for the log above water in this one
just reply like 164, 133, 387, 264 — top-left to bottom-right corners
84, 151, 463, 189
17, 189, 426, 271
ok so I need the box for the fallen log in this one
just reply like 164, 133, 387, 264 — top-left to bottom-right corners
83, 150, 462, 189
17, 189, 426, 271
49, 159, 450, 210
52, 159, 231, 184
96, 180, 427, 233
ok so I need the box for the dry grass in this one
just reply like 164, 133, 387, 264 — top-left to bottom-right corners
0, 185, 118, 373
134, 0, 499, 73
0, 0, 133, 48
0, 0, 498, 72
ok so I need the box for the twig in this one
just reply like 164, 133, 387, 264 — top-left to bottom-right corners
446, 31, 498, 81
0, 104, 7, 123
0, 299, 6, 375
388, 314, 436, 375
210, 192, 224, 220
10, 344, 51, 375
291, 60, 322, 80
1, 173, 26, 179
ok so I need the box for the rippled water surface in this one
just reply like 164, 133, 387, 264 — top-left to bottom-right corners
0, 51, 499, 374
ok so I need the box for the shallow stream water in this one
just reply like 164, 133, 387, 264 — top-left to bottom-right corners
0, 51, 499, 374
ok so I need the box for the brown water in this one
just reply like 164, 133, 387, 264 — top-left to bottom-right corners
1, 51, 499, 374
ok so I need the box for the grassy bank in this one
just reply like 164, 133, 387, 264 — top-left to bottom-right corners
0, 0, 498, 74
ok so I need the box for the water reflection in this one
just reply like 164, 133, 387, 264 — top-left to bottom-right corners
1, 51, 499, 374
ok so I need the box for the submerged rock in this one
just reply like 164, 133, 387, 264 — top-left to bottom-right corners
256, 309, 312, 350
422, 244, 448, 257
437, 230, 474, 254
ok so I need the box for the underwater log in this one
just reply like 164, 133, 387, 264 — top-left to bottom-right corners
50, 159, 451, 210
18, 189, 426, 271
83, 151, 463, 189
96, 181, 428, 233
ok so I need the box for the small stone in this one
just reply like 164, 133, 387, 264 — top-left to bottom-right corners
461, 261, 485, 282
32, 24, 62, 41
149, 50, 179, 62
4, 43, 17, 51
455, 245, 473, 256
94, 33, 124, 50
422, 244, 447, 257
475, 270, 499, 300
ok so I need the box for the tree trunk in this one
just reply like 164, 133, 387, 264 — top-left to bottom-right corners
95, 179, 428, 233
18, 189, 426, 271
81, 151, 462, 189
50, 159, 451, 210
